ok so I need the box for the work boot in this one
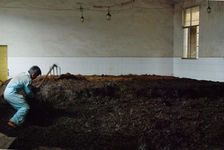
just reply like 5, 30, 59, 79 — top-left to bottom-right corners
8, 121, 17, 128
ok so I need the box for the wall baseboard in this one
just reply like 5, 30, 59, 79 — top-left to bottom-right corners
8, 57, 173, 78
8, 57, 224, 82
173, 57, 224, 82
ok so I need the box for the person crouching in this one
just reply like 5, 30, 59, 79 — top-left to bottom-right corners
4, 66, 41, 128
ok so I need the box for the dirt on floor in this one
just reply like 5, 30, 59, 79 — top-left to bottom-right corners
0, 73, 224, 150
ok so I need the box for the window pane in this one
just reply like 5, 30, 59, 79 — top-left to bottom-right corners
191, 7, 199, 26
196, 26, 199, 47
190, 26, 197, 58
196, 26, 199, 58
184, 9, 191, 27
183, 28, 189, 58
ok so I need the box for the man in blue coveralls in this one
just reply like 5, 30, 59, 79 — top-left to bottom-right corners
4, 66, 41, 128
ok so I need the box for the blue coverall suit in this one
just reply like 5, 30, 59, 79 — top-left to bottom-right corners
4, 72, 33, 126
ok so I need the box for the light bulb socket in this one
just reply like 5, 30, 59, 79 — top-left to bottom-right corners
80, 5, 84, 22
106, 7, 111, 20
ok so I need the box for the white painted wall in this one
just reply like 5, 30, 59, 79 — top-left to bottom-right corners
173, 0, 224, 82
0, 0, 174, 78
174, 58, 224, 82
0, 0, 173, 57
7, 57, 174, 78
2, 0, 224, 82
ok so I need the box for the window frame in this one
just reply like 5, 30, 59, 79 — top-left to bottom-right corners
182, 6, 200, 59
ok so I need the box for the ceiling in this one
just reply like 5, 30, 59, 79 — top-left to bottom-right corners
75, 0, 180, 9
76, 0, 183, 5
0, 0, 184, 10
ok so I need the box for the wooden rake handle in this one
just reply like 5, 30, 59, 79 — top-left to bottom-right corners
36, 64, 57, 89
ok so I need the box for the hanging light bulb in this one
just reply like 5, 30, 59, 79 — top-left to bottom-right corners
207, 0, 211, 13
106, 6, 111, 20
80, 6, 84, 22
80, 16, 84, 22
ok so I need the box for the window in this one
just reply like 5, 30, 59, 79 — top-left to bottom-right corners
182, 6, 199, 59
